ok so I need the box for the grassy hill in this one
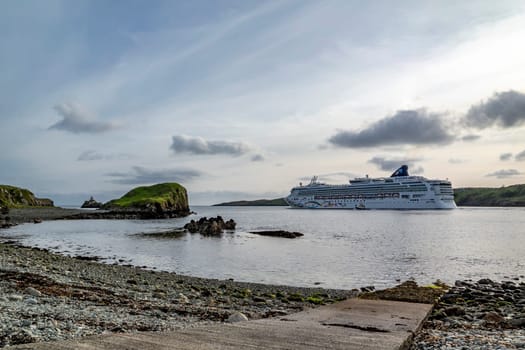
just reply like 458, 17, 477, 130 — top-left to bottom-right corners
0, 185, 54, 209
213, 198, 288, 206
103, 183, 189, 213
454, 184, 525, 206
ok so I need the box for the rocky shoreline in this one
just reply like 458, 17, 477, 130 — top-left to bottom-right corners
411, 278, 525, 349
0, 242, 357, 347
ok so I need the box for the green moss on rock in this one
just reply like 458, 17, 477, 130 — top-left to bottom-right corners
103, 183, 190, 216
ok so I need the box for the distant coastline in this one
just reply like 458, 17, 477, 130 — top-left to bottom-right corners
213, 198, 287, 206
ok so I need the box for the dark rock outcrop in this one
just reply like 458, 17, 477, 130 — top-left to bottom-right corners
184, 216, 236, 235
81, 196, 102, 209
249, 230, 304, 239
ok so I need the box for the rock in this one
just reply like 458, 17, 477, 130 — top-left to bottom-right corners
8, 294, 23, 301
25, 287, 42, 297
249, 230, 304, 238
360, 286, 375, 293
478, 278, 494, 285
9, 329, 38, 345
177, 293, 190, 304
184, 216, 237, 235
81, 196, 102, 209
443, 306, 466, 317
483, 311, 505, 324
509, 318, 525, 328
227, 312, 248, 323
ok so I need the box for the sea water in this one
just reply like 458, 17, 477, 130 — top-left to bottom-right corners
1, 206, 524, 289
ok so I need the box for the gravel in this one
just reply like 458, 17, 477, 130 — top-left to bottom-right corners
0, 242, 357, 347
411, 278, 525, 350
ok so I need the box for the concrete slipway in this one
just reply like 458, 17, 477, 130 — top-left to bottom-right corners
13, 298, 432, 350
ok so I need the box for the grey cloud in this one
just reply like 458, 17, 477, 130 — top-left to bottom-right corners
464, 90, 525, 129
368, 156, 424, 174
500, 153, 513, 161
251, 154, 265, 162
461, 134, 480, 142
49, 103, 118, 134
449, 158, 466, 164
106, 166, 202, 185
328, 109, 454, 148
485, 169, 523, 178
170, 135, 251, 156
515, 150, 525, 161
78, 150, 134, 161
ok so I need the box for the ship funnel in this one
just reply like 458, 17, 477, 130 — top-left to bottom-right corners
390, 165, 409, 177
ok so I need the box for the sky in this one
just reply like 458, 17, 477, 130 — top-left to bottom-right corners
2, 0, 525, 205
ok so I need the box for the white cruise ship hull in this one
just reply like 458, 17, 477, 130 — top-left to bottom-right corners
286, 195, 456, 210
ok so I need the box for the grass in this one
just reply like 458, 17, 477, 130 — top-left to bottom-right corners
105, 183, 187, 208
454, 184, 525, 206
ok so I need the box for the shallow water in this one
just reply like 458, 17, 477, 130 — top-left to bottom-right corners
2, 206, 524, 289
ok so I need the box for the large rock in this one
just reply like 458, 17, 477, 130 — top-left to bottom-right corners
81, 196, 102, 209
184, 216, 236, 235
102, 183, 190, 218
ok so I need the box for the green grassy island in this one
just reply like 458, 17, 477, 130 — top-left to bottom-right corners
454, 184, 525, 206
103, 182, 190, 215
0, 185, 53, 209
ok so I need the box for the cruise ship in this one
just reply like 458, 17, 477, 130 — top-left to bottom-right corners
285, 165, 456, 210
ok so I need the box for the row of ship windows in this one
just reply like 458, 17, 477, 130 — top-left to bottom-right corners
310, 193, 429, 200
297, 188, 428, 196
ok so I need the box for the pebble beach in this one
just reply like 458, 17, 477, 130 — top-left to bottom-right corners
0, 241, 356, 347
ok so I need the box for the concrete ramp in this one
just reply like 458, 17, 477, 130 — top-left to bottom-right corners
12, 298, 432, 350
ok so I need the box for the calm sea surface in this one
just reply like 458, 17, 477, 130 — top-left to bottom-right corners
2, 206, 524, 289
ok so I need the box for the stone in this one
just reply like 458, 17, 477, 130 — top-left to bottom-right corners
8, 294, 23, 301
509, 318, 525, 328
183, 216, 237, 235
24, 287, 42, 297
227, 312, 248, 323
483, 311, 505, 324
478, 278, 494, 285
249, 230, 304, 239
177, 293, 190, 304
443, 306, 466, 317
9, 329, 38, 345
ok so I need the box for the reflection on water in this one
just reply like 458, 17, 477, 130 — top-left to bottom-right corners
1, 206, 525, 289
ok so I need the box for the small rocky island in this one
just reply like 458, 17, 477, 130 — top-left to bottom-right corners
81, 196, 102, 209
184, 216, 236, 235
71, 183, 191, 220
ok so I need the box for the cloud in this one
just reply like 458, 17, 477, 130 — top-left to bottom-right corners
328, 109, 454, 148
368, 156, 424, 174
251, 154, 265, 162
170, 135, 251, 156
49, 103, 119, 134
464, 90, 525, 129
485, 169, 524, 178
106, 166, 202, 185
500, 152, 513, 161
461, 134, 481, 142
449, 158, 466, 164
77, 150, 134, 161
515, 150, 525, 161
